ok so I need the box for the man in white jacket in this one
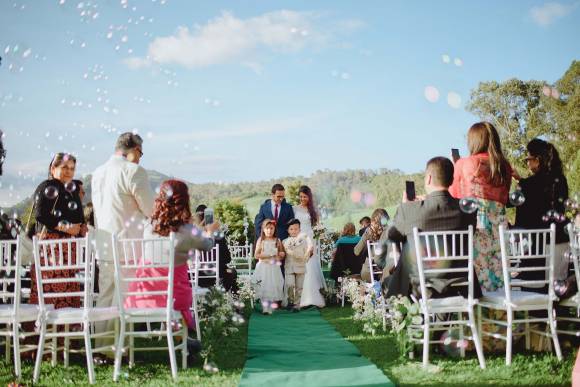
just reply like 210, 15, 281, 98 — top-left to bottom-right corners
91, 132, 154, 357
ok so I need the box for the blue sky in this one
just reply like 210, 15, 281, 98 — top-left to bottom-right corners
1, 0, 579, 206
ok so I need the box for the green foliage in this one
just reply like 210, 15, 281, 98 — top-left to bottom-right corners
214, 200, 254, 245
323, 306, 576, 387
467, 60, 580, 193
286, 181, 302, 206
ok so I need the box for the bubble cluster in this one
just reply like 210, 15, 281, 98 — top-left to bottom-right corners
542, 209, 566, 223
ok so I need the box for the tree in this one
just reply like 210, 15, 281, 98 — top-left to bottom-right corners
467, 61, 580, 193
214, 199, 254, 245
286, 181, 301, 206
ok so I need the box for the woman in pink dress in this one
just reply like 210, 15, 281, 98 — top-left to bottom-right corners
124, 180, 219, 337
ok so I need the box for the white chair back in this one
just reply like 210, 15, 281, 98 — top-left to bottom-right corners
193, 245, 220, 285
413, 226, 475, 308
567, 223, 580, 294
0, 238, 22, 310
111, 233, 176, 318
499, 224, 556, 302
366, 241, 383, 282
32, 233, 94, 310
229, 244, 253, 277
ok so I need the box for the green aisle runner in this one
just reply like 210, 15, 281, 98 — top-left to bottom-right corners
239, 309, 394, 387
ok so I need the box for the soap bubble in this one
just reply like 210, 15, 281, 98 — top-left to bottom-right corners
424, 86, 439, 103
44, 186, 59, 199
459, 198, 478, 214
52, 210, 62, 218
68, 201, 78, 211
509, 190, 525, 206
64, 181, 77, 193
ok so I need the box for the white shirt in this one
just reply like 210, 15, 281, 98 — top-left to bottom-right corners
91, 155, 155, 262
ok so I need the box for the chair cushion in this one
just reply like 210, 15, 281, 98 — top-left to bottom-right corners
481, 290, 549, 307
0, 304, 43, 321
46, 306, 119, 323
425, 296, 470, 311
123, 307, 182, 320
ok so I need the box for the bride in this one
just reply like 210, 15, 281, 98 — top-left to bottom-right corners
293, 185, 326, 308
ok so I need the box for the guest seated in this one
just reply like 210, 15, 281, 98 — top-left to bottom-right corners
330, 222, 363, 282
194, 204, 238, 292
358, 216, 371, 237
124, 180, 219, 340
354, 208, 390, 282
383, 157, 482, 299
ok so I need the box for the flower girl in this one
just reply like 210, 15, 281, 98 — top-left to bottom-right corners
253, 219, 286, 314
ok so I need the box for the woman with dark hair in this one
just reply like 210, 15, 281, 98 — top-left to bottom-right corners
293, 185, 325, 308
354, 208, 390, 282
515, 139, 569, 283
29, 153, 86, 308
330, 223, 363, 282
124, 180, 219, 339
449, 122, 514, 291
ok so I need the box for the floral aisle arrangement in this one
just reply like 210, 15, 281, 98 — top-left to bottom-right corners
341, 278, 384, 336
313, 223, 339, 266
199, 286, 246, 372
385, 295, 422, 357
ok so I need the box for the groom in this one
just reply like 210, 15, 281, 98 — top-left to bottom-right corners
255, 183, 295, 241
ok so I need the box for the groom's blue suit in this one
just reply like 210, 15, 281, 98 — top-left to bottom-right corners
254, 198, 295, 241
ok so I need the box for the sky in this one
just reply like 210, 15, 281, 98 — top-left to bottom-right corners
0, 0, 579, 207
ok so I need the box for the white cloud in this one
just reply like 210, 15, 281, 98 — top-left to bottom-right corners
140, 10, 321, 68
126, 10, 362, 69
529, 2, 579, 26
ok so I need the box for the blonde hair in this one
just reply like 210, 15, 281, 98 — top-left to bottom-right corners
341, 222, 356, 237
467, 122, 509, 186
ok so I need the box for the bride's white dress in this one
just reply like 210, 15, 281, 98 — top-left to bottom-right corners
293, 205, 326, 308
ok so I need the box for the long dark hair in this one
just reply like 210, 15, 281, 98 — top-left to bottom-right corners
467, 122, 510, 187
527, 138, 564, 176
299, 185, 318, 226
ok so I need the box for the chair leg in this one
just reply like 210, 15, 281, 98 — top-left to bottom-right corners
166, 320, 178, 380
181, 323, 188, 369
113, 321, 126, 382
548, 306, 563, 360
506, 310, 513, 366
193, 294, 201, 341
33, 324, 47, 383
459, 313, 466, 358
524, 311, 531, 351
477, 305, 483, 345
12, 322, 21, 378
6, 325, 11, 364
51, 324, 57, 367
84, 322, 96, 384
129, 322, 134, 368
422, 313, 430, 367
64, 324, 70, 368
468, 308, 486, 369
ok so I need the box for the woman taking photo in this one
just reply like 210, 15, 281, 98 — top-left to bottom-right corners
449, 122, 514, 291
354, 208, 390, 283
514, 138, 569, 284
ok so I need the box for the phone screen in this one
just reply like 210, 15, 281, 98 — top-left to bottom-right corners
405, 181, 416, 201
204, 208, 214, 225
451, 148, 460, 162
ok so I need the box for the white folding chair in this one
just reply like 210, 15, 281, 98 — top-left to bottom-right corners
366, 241, 384, 283
112, 232, 188, 381
229, 243, 253, 278
412, 225, 485, 369
556, 223, 580, 336
188, 245, 219, 341
0, 237, 42, 379
32, 232, 118, 384
478, 224, 562, 365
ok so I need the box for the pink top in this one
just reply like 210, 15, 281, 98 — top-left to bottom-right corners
449, 153, 512, 205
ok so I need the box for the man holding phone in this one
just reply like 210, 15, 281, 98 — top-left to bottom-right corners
382, 157, 481, 299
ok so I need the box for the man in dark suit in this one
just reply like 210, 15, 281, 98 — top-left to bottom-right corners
381, 156, 481, 299
254, 183, 295, 241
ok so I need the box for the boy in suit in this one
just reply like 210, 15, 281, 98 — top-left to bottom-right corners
283, 219, 313, 311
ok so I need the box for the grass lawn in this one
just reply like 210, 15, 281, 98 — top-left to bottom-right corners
322, 306, 575, 387
0, 320, 248, 386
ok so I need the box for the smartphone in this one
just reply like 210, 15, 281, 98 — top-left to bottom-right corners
204, 208, 214, 225
405, 181, 416, 201
451, 148, 460, 163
